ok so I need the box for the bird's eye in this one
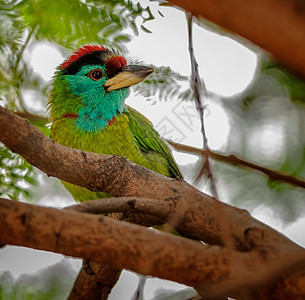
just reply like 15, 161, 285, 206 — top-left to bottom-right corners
87, 69, 104, 81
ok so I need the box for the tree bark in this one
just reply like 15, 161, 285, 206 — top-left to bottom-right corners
68, 261, 121, 300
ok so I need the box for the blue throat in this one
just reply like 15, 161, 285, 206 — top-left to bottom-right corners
63, 65, 129, 132
76, 87, 128, 132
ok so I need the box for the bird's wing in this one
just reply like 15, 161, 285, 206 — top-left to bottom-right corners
126, 106, 183, 179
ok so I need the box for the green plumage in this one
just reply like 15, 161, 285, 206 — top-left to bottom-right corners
49, 45, 182, 202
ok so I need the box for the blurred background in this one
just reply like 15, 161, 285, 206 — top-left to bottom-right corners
1, 0, 305, 299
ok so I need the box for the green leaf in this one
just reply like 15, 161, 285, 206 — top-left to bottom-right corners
140, 24, 152, 33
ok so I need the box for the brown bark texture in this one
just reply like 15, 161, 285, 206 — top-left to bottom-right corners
68, 260, 121, 300
168, 0, 305, 79
1, 107, 305, 299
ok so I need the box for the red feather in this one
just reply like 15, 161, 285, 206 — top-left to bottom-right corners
105, 56, 127, 78
60, 45, 107, 69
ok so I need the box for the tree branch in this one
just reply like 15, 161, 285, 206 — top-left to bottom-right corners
1, 197, 305, 300
65, 196, 171, 220
186, 13, 219, 198
168, 140, 305, 190
15, 111, 49, 123
1, 106, 305, 298
168, 0, 305, 79
68, 261, 121, 300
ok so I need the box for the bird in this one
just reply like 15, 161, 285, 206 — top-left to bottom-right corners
48, 44, 182, 202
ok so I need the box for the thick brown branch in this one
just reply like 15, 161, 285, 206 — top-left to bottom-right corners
1, 198, 305, 299
168, 0, 305, 79
168, 140, 305, 189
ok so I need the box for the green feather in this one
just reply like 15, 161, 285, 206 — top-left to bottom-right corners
126, 107, 182, 178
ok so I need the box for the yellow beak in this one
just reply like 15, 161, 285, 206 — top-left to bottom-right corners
104, 65, 154, 92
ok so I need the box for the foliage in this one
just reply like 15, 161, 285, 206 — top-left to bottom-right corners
0, 143, 36, 200
218, 55, 305, 223
0, 259, 77, 300
261, 59, 305, 105
241, 58, 305, 110
133, 66, 193, 103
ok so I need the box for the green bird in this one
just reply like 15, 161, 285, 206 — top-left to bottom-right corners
48, 45, 182, 201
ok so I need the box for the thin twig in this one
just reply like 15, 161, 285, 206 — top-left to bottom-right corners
187, 13, 219, 198
13, 26, 37, 112
132, 276, 146, 300
168, 140, 305, 190
15, 111, 49, 123
13, 27, 36, 74
187, 14, 232, 252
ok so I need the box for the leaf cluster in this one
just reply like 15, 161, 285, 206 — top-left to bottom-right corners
0, 260, 76, 300
14, 0, 156, 50
0, 143, 36, 200
218, 56, 305, 223
133, 66, 194, 104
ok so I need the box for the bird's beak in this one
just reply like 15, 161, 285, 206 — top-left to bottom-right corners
104, 65, 154, 92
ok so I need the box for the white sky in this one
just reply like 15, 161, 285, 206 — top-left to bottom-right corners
2, 2, 305, 299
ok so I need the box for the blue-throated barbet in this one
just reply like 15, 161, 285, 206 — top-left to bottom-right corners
48, 45, 182, 201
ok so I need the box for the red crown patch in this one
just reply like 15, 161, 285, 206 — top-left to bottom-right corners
60, 45, 107, 69
105, 56, 127, 78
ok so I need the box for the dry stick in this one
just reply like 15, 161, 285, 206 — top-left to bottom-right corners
187, 13, 219, 199
13, 26, 37, 112
133, 275, 146, 300
15, 110, 305, 190
15, 111, 49, 123
168, 140, 305, 190
15, 111, 305, 190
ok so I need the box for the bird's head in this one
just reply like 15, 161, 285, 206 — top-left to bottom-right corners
49, 45, 153, 132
